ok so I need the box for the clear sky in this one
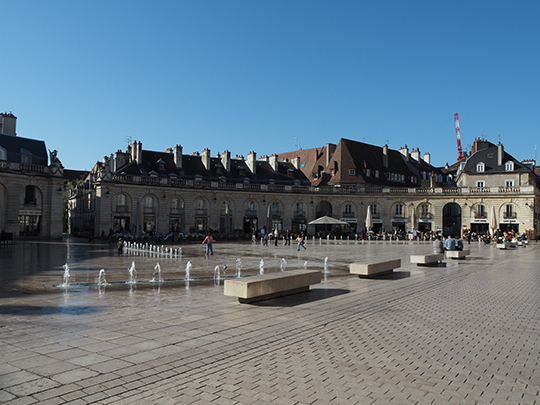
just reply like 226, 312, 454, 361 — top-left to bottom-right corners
2, 1, 539, 171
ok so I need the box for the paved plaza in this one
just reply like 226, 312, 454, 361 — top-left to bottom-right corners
0, 238, 539, 404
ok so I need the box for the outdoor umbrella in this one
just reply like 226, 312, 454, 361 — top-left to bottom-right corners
489, 206, 497, 236
410, 206, 416, 230
308, 216, 349, 226
365, 205, 373, 231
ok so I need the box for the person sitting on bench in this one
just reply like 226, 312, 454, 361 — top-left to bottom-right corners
445, 236, 456, 251
454, 235, 464, 251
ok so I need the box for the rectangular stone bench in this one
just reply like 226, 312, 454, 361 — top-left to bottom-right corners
410, 253, 444, 266
497, 243, 516, 249
224, 270, 321, 303
445, 249, 470, 259
349, 259, 401, 277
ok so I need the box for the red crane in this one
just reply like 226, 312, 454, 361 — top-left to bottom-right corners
454, 113, 463, 161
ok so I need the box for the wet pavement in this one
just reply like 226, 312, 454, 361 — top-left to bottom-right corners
1, 237, 539, 403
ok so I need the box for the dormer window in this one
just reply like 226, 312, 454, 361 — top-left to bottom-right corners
476, 162, 485, 172
365, 168, 371, 177
287, 168, 294, 178
374, 170, 379, 178
156, 158, 166, 172
238, 165, 246, 176
349, 169, 356, 176
505, 161, 514, 171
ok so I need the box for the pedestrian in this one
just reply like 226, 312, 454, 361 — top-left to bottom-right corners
445, 235, 456, 251
274, 227, 279, 246
297, 234, 306, 251
433, 235, 443, 254
202, 232, 216, 256
117, 237, 123, 255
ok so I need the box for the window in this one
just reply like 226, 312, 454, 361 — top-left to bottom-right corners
196, 199, 206, 215
421, 204, 430, 217
476, 204, 486, 218
21, 154, 31, 164
222, 201, 230, 215
344, 204, 353, 215
171, 198, 182, 214
476, 162, 485, 172
25, 185, 36, 204
295, 203, 304, 216
144, 196, 155, 213
505, 161, 514, 171
246, 201, 255, 215
505, 204, 515, 218
370, 204, 378, 216
349, 169, 356, 176
271, 202, 280, 216
375, 170, 379, 178
117, 194, 128, 212
505, 180, 514, 187
476, 181, 485, 187
365, 169, 371, 177
395, 204, 403, 216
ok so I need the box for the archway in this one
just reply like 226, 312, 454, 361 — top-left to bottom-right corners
443, 202, 462, 237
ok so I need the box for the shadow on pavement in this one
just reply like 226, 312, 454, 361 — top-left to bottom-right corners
250, 288, 350, 307
0, 305, 101, 316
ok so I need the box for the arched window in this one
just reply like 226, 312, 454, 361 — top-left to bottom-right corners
144, 196, 155, 213
476, 162, 485, 172
505, 161, 514, 171
395, 204, 403, 217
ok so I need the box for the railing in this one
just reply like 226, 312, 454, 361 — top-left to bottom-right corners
195, 209, 207, 215
474, 212, 487, 219
342, 212, 355, 218
116, 205, 129, 213
419, 213, 432, 219
245, 210, 257, 216
503, 212, 517, 219
0, 160, 46, 173
143, 207, 156, 213
104, 175, 537, 196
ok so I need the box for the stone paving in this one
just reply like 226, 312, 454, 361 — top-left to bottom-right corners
0, 238, 539, 404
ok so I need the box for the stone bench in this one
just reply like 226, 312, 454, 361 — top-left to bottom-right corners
410, 253, 444, 266
445, 249, 470, 259
497, 243, 516, 249
349, 259, 401, 277
224, 270, 321, 303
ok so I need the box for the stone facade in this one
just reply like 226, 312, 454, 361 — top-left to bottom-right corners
0, 113, 65, 239
68, 138, 540, 239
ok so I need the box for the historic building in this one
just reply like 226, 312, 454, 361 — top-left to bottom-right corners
68, 137, 540, 239
0, 113, 66, 239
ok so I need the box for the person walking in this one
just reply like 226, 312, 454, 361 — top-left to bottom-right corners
274, 227, 279, 246
297, 234, 306, 251
117, 237, 123, 255
202, 232, 216, 256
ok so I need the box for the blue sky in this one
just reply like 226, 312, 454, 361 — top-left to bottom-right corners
2, 1, 539, 170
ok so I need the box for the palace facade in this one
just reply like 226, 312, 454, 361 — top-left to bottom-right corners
0, 113, 66, 239
68, 137, 540, 239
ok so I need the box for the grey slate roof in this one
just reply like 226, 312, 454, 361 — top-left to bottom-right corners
0, 133, 48, 165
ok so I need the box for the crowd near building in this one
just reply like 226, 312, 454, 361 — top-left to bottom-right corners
1, 112, 539, 242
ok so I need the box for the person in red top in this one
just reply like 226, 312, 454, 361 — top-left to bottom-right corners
202, 232, 216, 255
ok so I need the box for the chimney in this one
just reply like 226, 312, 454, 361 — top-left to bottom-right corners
292, 156, 300, 170
201, 148, 211, 170
326, 143, 332, 167
174, 145, 183, 169
221, 150, 231, 172
399, 145, 409, 161
411, 148, 420, 162
0, 112, 17, 136
383, 144, 389, 168
498, 142, 504, 166
247, 151, 257, 174
137, 141, 142, 163
423, 152, 430, 164
269, 154, 278, 171
131, 141, 138, 162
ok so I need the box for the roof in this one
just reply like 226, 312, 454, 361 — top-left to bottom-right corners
462, 140, 532, 174
0, 133, 48, 165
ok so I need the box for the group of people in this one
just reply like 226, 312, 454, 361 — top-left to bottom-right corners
433, 234, 464, 254
251, 228, 307, 250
